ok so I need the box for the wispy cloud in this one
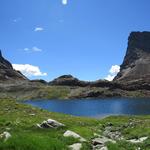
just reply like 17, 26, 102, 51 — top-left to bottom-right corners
12, 64, 47, 77
13, 18, 22, 23
62, 0, 68, 5
105, 65, 120, 81
32, 47, 42, 52
23, 47, 42, 52
59, 19, 64, 23
34, 27, 44, 32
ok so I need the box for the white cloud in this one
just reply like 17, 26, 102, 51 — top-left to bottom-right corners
109, 65, 120, 74
105, 65, 120, 81
12, 64, 47, 77
23, 47, 42, 52
32, 47, 42, 52
34, 27, 44, 32
24, 48, 30, 51
62, 0, 68, 5
105, 75, 116, 81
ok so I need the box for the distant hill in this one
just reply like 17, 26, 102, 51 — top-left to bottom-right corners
49, 74, 115, 88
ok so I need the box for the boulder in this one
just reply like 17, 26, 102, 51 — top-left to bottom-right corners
37, 119, 65, 129
93, 144, 108, 150
92, 136, 116, 146
63, 130, 86, 142
103, 126, 123, 140
92, 136, 115, 150
99, 147, 108, 150
68, 143, 82, 150
128, 137, 148, 143
0, 131, 11, 141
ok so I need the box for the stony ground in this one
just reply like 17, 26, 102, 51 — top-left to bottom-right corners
0, 82, 150, 101
0, 99, 150, 150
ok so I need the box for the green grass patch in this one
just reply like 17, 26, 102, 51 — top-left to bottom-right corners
0, 99, 150, 150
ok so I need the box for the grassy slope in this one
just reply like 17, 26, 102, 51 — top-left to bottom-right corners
0, 99, 99, 150
0, 99, 150, 150
0, 85, 71, 100
1, 84, 149, 101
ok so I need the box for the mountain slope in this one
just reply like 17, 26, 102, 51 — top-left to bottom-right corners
0, 50, 28, 81
114, 32, 150, 82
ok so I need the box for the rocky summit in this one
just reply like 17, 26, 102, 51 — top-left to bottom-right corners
115, 32, 150, 82
49, 75, 89, 86
0, 50, 28, 82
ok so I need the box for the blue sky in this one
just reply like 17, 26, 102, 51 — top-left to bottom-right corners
0, 0, 150, 81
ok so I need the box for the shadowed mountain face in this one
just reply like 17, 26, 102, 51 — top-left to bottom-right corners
0, 50, 28, 81
114, 32, 150, 82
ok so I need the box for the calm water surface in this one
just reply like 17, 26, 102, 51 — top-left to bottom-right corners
24, 98, 150, 118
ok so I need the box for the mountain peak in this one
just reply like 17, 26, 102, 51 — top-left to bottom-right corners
114, 31, 150, 82
128, 31, 150, 52
0, 49, 28, 81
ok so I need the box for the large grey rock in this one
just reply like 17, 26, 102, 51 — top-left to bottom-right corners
92, 136, 116, 145
63, 130, 86, 142
103, 126, 123, 140
37, 119, 65, 129
92, 136, 115, 150
68, 143, 82, 150
99, 147, 108, 150
0, 131, 11, 142
128, 137, 148, 143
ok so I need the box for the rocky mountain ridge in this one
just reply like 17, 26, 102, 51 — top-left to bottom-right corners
114, 32, 150, 82
0, 50, 28, 82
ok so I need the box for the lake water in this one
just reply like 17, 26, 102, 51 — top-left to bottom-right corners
24, 98, 150, 118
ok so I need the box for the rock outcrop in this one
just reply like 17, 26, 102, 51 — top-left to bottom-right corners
68, 143, 82, 150
31, 79, 48, 85
0, 50, 28, 82
0, 131, 11, 142
92, 136, 115, 150
37, 119, 65, 129
49, 75, 89, 87
128, 137, 148, 143
115, 32, 150, 82
49, 75, 116, 88
63, 130, 86, 142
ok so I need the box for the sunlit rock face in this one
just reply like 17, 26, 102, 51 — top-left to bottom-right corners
114, 32, 150, 82
0, 50, 28, 81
